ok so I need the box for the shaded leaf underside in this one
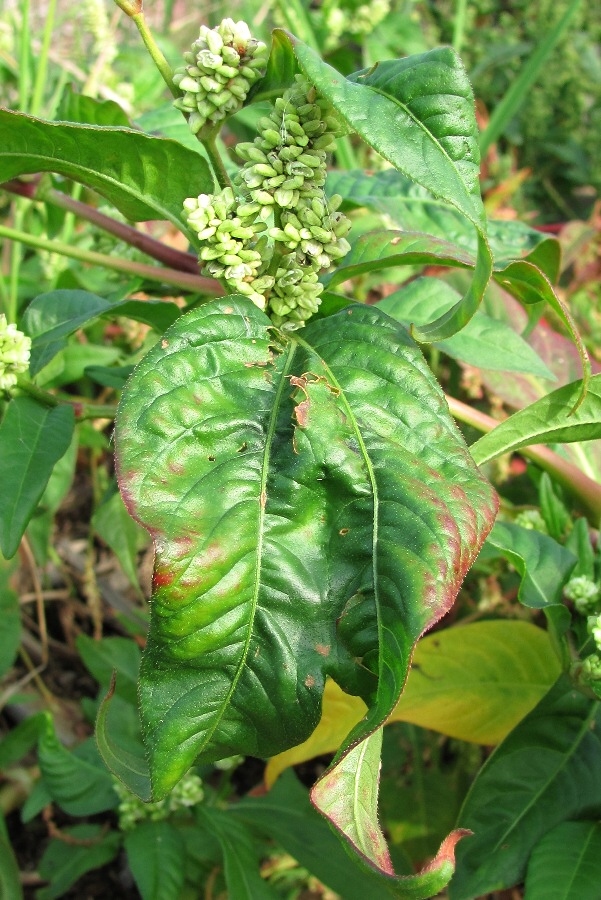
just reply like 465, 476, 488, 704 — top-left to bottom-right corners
115, 297, 497, 881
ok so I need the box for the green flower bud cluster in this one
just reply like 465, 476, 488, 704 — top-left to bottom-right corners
564, 575, 600, 615
0, 315, 31, 391
513, 509, 548, 534
324, 0, 391, 47
587, 613, 601, 652
173, 19, 268, 134
183, 188, 271, 309
581, 653, 601, 683
113, 771, 204, 831
184, 75, 352, 327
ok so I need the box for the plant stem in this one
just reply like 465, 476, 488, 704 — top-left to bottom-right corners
18, 0, 31, 113
0, 224, 222, 295
132, 11, 180, 99
30, 0, 57, 117
447, 394, 601, 520
16, 376, 117, 420
2, 179, 200, 274
452, 0, 468, 53
201, 132, 232, 191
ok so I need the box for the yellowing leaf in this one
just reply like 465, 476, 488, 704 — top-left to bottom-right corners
265, 621, 560, 786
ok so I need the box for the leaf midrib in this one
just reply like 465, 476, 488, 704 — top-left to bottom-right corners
492, 703, 599, 852
197, 341, 299, 754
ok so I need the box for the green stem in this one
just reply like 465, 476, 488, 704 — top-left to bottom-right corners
18, 0, 31, 113
132, 11, 180, 99
452, 0, 468, 53
16, 377, 117, 419
0, 224, 222, 295
201, 131, 232, 191
30, 0, 58, 116
2, 179, 199, 273
8, 203, 25, 323
447, 394, 601, 521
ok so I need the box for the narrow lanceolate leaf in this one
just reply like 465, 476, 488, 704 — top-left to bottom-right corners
377, 279, 555, 378
0, 398, 74, 558
115, 297, 497, 887
325, 231, 475, 290
275, 31, 493, 340
450, 678, 601, 900
471, 373, 601, 465
0, 109, 213, 236
524, 820, 601, 900
493, 260, 591, 402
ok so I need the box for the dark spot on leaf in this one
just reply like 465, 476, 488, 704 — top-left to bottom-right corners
339, 528, 349, 536
295, 399, 310, 427
237, 442, 248, 453
152, 570, 172, 589
208, 455, 215, 461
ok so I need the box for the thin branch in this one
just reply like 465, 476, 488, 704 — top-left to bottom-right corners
1, 179, 200, 274
447, 394, 601, 520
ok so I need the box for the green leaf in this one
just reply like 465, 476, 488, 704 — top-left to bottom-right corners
115, 296, 496, 882
0, 812, 23, 900
471, 374, 601, 466
0, 713, 46, 770
0, 398, 74, 558
124, 822, 186, 900
96, 678, 151, 802
377, 278, 555, 377
77, 634, 141, 706
0, 557, 20, 678
248, 30, 297, 102
327, 169, 558, 274
92, 488, 149, 594
23, 289, 179, 375
493, 260, 590, 402
195, 807, 278, 900
275, 32, 493, 340
57, 85, 131, 127
482, 521, 576, 608
37, 826, 121, 900
38, 714, 118, 816
450, 678, 601, 899
234, 771, 399, 899
525, 820, 601, 900
325, 231, 475, 290
27, 427, 78, 565
0, 109, 212, 235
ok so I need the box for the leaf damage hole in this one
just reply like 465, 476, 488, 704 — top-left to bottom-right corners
304, 675, 316, 688
161, 339, 169, 348
339, 528, 349, 536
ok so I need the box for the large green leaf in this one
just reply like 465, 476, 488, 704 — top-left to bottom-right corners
124, 822, 186, 900
524, 820, 601, 900
471, 374, 601, 465
0, 397, 74, 558
274, 32, 493, 340
482, 522, 576, 608
450, 678, 601, 899
0, 109, 213, 235
115, 296, 496, 886
377, 278, 555, 378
